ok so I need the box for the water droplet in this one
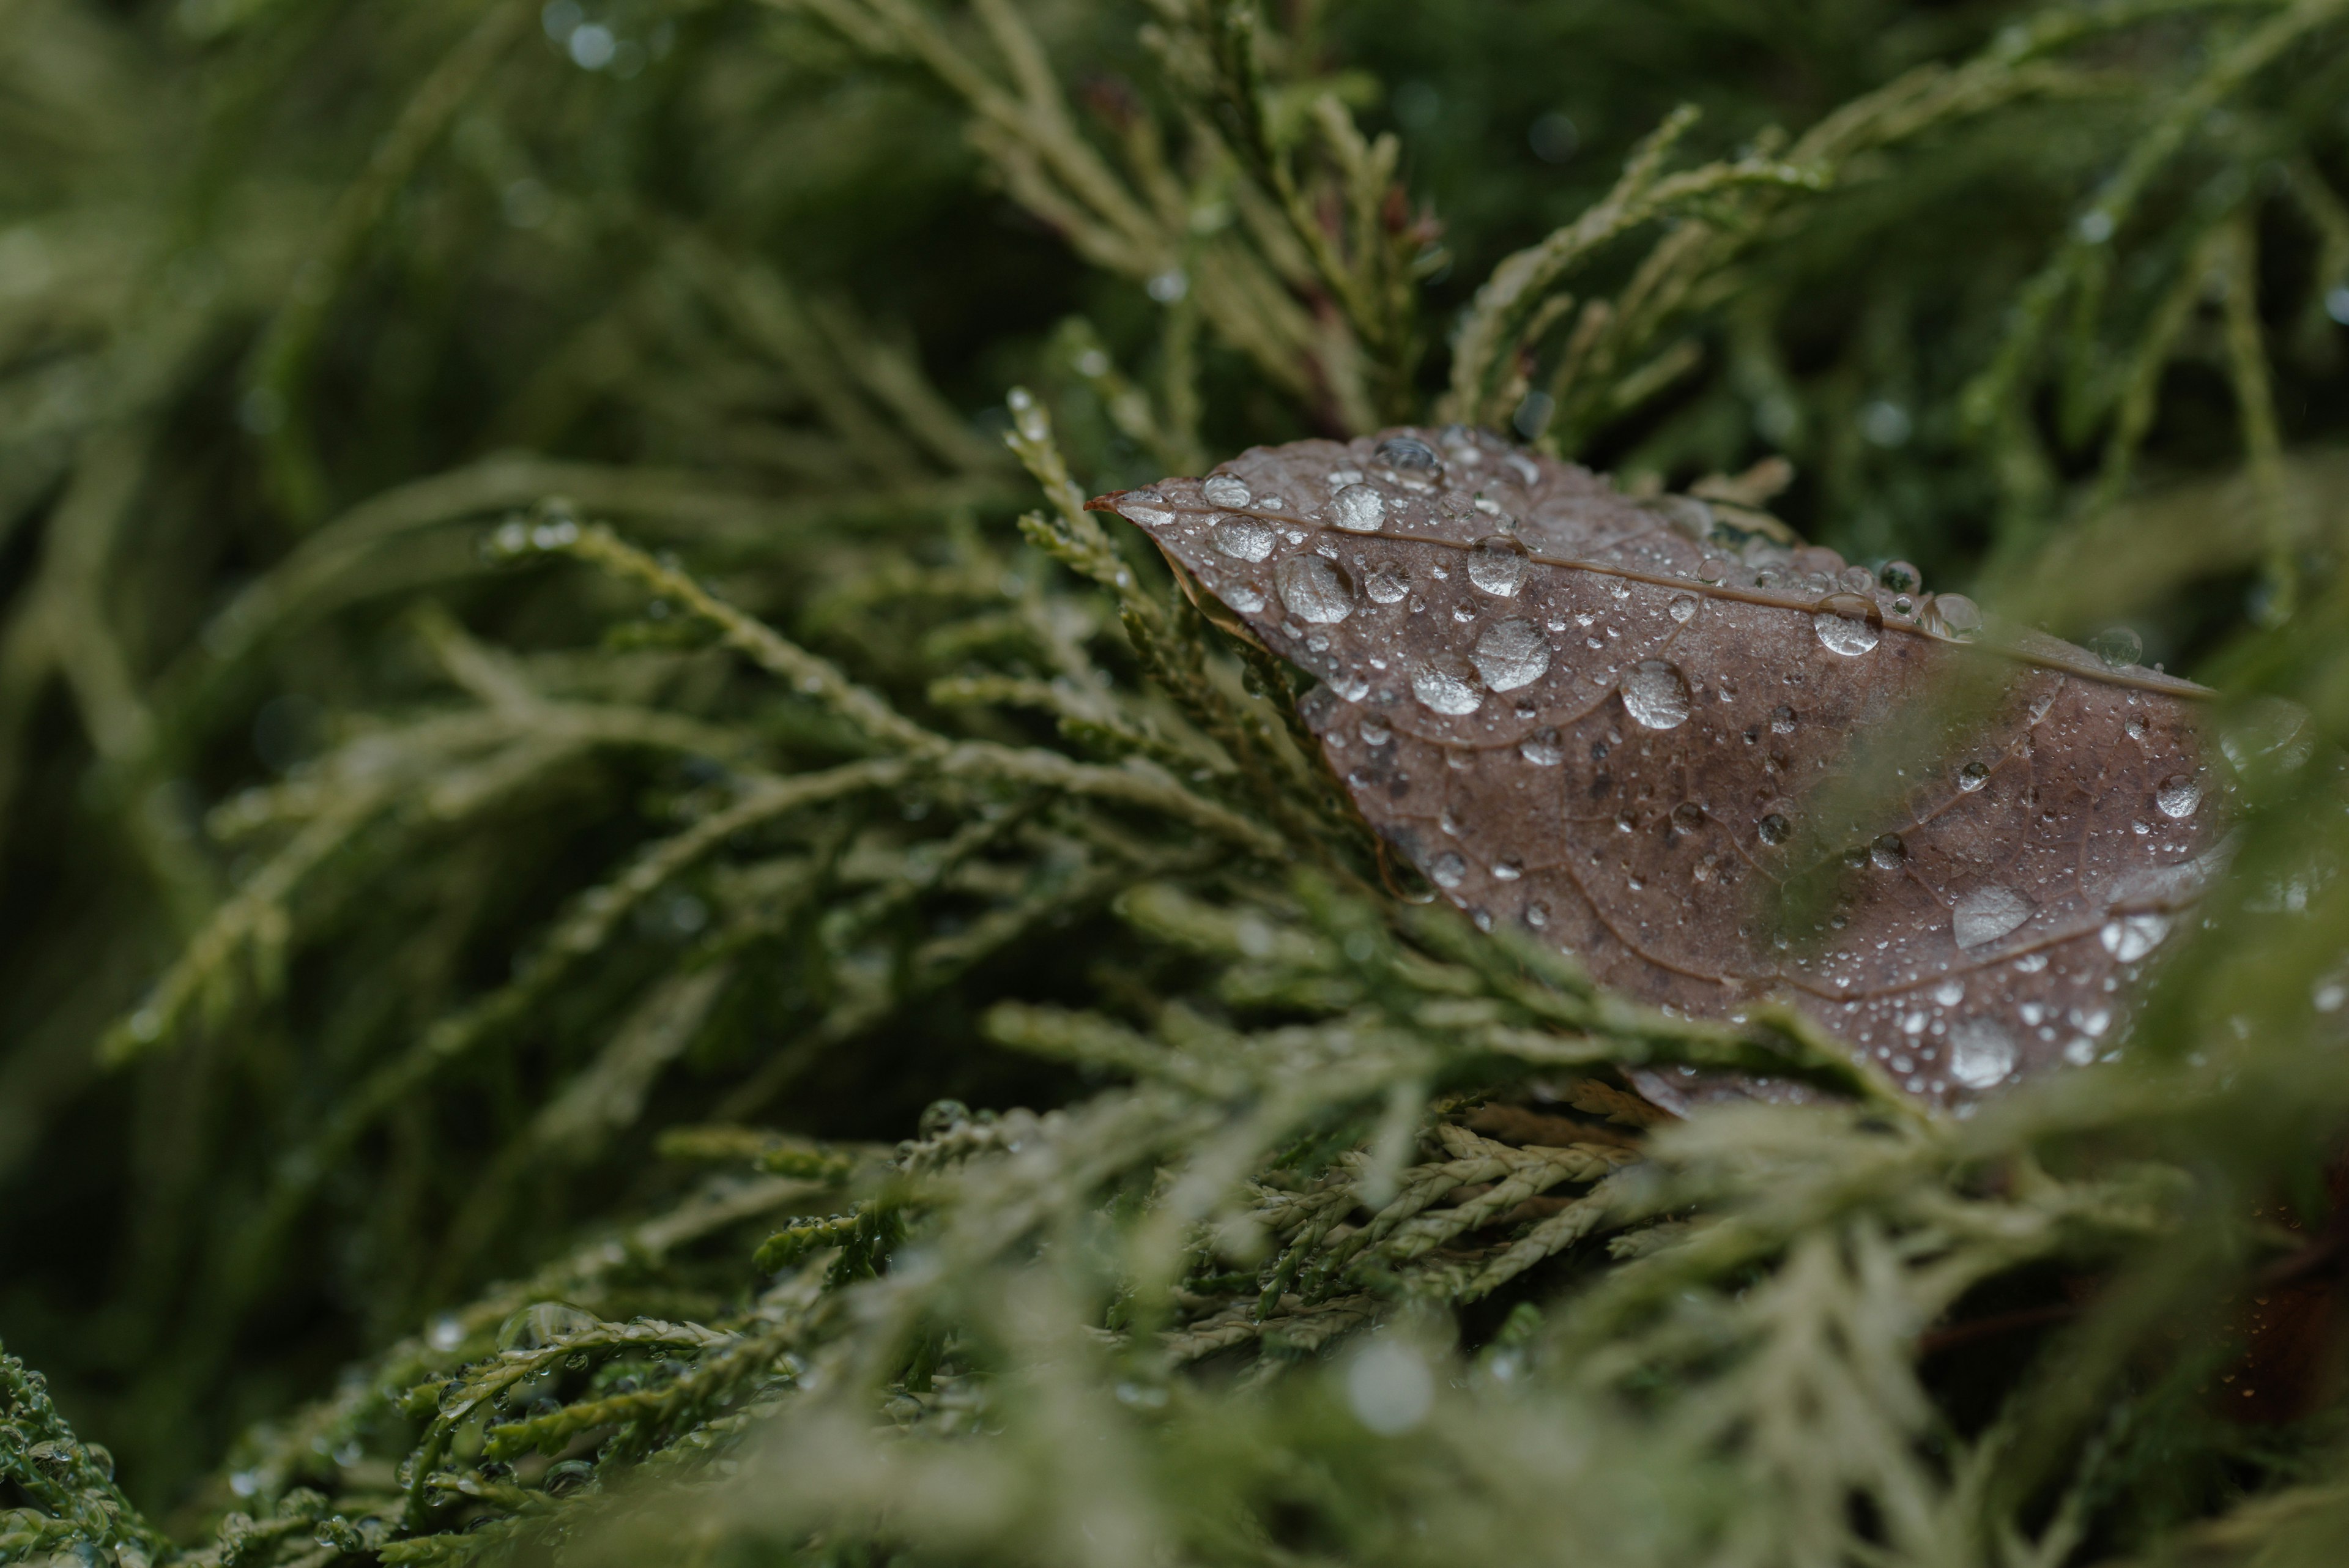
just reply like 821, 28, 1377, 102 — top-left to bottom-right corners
1957, 761, 1990, 792
1360, 716, 1392, 747
1870, 833, 1905, 870
1201, 474, 1252, 508
1698, 555, 1730, 583
429, 1314, 465, 1351
1375, 435, 1440, 470
1122, 502, 1174, 529
1365, 563, 1409, 603
1346, 1340, 1434, 1435
1277, 555, 1356, 623
1669, 595, 1696, 623
1226, 584, 1265, 612
1770, 705, 1795, 735
1757, 813, 1791, 847
1429, 852, 1468, 888
2099, 913, 2170, 962
1520, 728, 1564, 765
1212, 517, 1274, 561
1671, 801, 1705, 831
2154, 775, 2202, 819
1493, 860, 1522, 880
1147, 267, 1189, 303
1472, 618, 1549, 691
1879, 560, 1921, 595
1620, 660, 1691, 730
1934, 979, 1965, 1006
1467, 536, 1529, 596
497, 1301, 598, 1353
2088, 625, 2142, 667
1330, 483, 1387, 533
1524, 901, 1549, 928
1952, 885, 2032, 949
1922, 593, 1983, 640
1411, 653, 1483, 716
1813, 593, 1882, 655
1949, 1019, 2016, 1088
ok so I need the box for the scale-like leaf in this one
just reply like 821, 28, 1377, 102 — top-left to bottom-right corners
1093, 427, 2224, 1108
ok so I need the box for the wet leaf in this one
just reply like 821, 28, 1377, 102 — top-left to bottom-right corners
1094, 427, 2225, 1109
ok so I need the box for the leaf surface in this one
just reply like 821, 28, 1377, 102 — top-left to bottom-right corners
1094, 428, 2224, 1108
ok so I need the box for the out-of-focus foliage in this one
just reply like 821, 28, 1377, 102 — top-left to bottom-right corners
4, 0, 2349, 1564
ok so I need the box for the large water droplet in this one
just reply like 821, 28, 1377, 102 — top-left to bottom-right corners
1359, 715, 1392, 747
1429, 852, 1468, 888
1467, 536, 1529, 596
1757, 812, 1791, 847
1952, 884, 2032, 949
1957, 761, 1991, 792
1201, 474, 1253, 508
1411, 652, 1483, 716
1365, 563, 1409, 603
2154, 775, 2202, 819
1330, 484, 1387, 533
1277, 555, 1356, 623
1472, 618, 1549, 691
2099, 913, 2170, 962
2088, 625, 2142, 667
497, 1301, 598, 1353
1948, 1019, 2016, 1088
1813, 593, 1882, 656
1668, 595, 1696, 623
1878, 560, 1921, 595
1520, 728, 1564, 765
1375, 434, 1440, 470
1870, 833, 1906, 870
1922, 593, 1983, 641
1225, 584, 1265, 612
1620, 660, 1691, 730
1212, 517, 1274, 562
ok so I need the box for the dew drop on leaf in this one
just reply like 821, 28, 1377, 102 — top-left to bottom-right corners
2155, 774, 2202, 819
2100, 913, 2170, 962
1472, 619, 1549, 691
1365, 564, 1409, 603
1276, 556, 1355, 623
1922, 593, 1983, 640
2089, 625, 2142, 667
1813, 593, 1882, 655
1429, 852, 1468, 888
1870, 833, 1906, 870
1201, 474, 1252, 508
1878, 560, 1921, 594
1520, 728, 1564, 765
1757, 813, 1791, 847
1359, 715, 1391, 747
1948, 1019, 2017, 1088
1467, 537, 1529, 596
1620, 660, 1691, 730
1951, 884, 2032, 949
1212, 518, 1274, 561
1375, 434, 1441, 470
1956, 761, 1991, 791
1330, 484, 1386, 533
1411, 652, 1483, 715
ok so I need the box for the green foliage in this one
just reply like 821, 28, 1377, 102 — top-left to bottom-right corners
4, 1, 2349, 1564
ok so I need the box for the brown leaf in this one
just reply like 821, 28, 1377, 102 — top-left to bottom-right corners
1092, 426, 2226, 1110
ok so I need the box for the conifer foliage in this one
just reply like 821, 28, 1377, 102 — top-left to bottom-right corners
4, 1, 2349, 1564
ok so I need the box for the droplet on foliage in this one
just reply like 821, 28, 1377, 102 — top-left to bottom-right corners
1329, 484, 1387, 532
1620, 660, 1691, 730
1201, 474, 1253, 508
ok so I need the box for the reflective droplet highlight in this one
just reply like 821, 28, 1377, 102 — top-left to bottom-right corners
1813, 593, 1882, 656
1620, 660, 1691, 730
1201, 474, 1253, 508
1365, 564, 1409, 604
1951, 884, 2032, 949
1948, 1019, 2016, 1089
1957, 761, 1990, 792
1922, 593, 1983, 640
1757, 813, 1791, 847
1429, 852, 1468, 888
1212, 517, 1275, 562
1467, 537, 1529, 597
1472, 619, 1549, 691
2088, 625, 2142, 667
1411, 653, 1483, 716
1330, 484, 1387, 532
2155, 775, 2202, 819
1277, 556, 1355, 623
1520, 728, 1564, 765
1375, 434, 1441, 470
